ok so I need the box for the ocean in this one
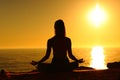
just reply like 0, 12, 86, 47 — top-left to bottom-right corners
0, 48, 120, 72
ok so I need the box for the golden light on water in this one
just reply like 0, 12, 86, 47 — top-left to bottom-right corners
90, 46, 107, 69
88, 4, 107, 27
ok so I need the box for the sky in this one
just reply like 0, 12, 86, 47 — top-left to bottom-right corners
0, 0, 120, 48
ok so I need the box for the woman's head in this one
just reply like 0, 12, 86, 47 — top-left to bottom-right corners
54, 19, 66, 37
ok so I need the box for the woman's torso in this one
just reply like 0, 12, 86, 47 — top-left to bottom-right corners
49, 36, 70, 63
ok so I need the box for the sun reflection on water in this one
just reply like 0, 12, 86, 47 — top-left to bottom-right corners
90, 46, 107, 69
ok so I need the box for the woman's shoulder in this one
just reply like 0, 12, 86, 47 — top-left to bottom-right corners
48, 36, 56, 41
48, 36, 71, 41
65, 37, 71, 40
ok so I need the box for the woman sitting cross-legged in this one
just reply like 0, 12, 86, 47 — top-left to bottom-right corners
31, 19, 84, 72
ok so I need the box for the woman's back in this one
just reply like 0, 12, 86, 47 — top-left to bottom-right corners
49, 36, 71, 59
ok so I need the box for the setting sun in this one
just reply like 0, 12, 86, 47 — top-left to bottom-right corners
90, 46, 107, 69
88, 4, 107, 27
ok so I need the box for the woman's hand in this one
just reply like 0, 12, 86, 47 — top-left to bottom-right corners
78, 58, 85, 63
30, 60, 38, 65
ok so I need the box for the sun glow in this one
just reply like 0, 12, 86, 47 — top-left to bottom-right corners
88, 4, 107, 27
90, 46, 107, 69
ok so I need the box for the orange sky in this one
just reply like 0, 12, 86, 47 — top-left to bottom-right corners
0, 0, 120, 48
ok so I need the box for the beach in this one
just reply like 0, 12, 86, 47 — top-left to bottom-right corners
0, 69, 120, 80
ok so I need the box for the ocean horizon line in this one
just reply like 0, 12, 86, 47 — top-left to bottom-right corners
0, 47, 120, 50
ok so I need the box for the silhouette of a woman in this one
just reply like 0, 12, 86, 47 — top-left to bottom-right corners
31, 19, 84, 72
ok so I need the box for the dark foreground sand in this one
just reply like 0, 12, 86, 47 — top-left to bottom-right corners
0, 69, 120, 80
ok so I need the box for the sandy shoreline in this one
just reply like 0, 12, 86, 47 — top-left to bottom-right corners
0, 69, 120, 80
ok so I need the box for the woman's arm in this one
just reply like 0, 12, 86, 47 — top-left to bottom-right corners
67, 38, 78, 61
39, 39, 51, 63
67, 38, 85, 63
